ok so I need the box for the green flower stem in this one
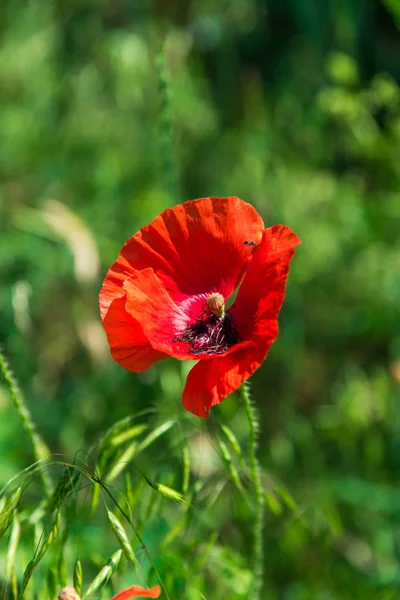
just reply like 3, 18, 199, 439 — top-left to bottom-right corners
240, 382, 264, 598
0, 347, 52, 494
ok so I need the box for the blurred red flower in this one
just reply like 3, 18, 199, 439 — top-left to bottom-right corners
100, 197, 300, 417
110, 584, 161, 599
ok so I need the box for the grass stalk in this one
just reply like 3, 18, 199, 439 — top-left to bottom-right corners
0, 347, 51, 494
157, 45, 179, 199
240, 382, 264, 598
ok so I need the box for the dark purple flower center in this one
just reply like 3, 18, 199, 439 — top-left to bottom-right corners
174, 309, 241, 356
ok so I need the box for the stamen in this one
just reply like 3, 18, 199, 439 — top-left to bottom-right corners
174, 311, 240, 356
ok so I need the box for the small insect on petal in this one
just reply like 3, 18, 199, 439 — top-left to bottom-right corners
206, 292, 225, 317
244, 240, 257, 246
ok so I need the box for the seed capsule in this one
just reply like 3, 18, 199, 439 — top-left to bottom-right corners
58, 587, 81, 600
206, 293, 225, 318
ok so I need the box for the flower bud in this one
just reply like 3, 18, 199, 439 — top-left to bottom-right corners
58, 587, 81, 600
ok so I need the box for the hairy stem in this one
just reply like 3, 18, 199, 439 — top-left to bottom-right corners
0, 347, 52, 494
240, 382, 264, 598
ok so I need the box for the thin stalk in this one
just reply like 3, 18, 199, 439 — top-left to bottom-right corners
99, 483, 171, 600
0, 347, 52, 494
157, 45, 179, 199
240, 382, 264, 598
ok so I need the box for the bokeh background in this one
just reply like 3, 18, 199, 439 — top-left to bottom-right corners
1, 1, 400, 599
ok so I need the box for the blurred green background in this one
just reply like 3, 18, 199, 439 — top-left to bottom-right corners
1, 0, 400, 598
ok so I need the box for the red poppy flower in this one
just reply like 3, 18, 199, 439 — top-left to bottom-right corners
100, 196, 300, 418
110, 584, 161, 599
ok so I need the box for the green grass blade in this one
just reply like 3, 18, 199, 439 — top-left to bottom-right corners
20, 510, 61, 596
82, 549, 123, 599
73, 559, 83, 596
0, 348, 52, 494
107, 510, 139, 571
0, 487, 22, 539
217, 439, 246, 497
6, 512, 20, 599
104, 442, 137, 483
136, 420, 175, 454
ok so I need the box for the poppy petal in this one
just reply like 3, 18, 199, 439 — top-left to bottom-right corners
110, 584, 161, 599
101, 197, 264, 310
183, 225, 301, 418
103, 295, 167, 371
123, 269, 205, 360
182, 342, 266, 417
230, 224, 301, 341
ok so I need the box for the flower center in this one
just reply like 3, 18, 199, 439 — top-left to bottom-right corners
174, 293, 240, 356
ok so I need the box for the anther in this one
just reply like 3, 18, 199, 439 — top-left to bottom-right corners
206, 293, 225, 318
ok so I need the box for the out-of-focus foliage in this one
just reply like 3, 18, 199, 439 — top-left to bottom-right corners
1, 0, 400, 598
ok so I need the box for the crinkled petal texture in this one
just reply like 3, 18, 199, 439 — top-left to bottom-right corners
102, 295, 167, 372
100, 197, 264, 368
182, 225, 301, 417
110, 584, 161, 599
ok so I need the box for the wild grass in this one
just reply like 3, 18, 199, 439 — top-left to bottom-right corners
0, 351, 284, 599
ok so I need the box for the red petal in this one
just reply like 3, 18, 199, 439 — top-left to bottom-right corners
182, 225, 301, 418
103, 295, 167, 371
100, 197, 264, 315
99, 197, 264, 366
123, 269, 201, 359
110, 584, 161, 599
182, 342, 265, 417
230, 225, 301, 341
